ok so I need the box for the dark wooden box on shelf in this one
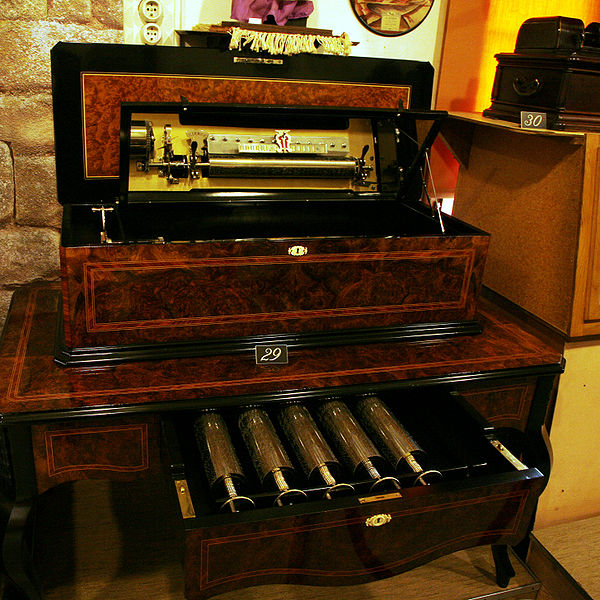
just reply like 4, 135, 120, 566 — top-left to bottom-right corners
484, 16, 600, 131
0, 42, 564, 600
51, 42, 488, 367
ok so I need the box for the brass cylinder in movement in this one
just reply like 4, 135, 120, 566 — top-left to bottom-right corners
238, 408, 307, 506
316, 400, 400, 492
194, 412, 255, 512
207, 156, 357, 178
278, 404, 354, 499
129, 120, 154, 157
354, 395, 442, 486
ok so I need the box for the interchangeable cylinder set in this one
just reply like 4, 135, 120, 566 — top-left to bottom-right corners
194, 394, 443, 511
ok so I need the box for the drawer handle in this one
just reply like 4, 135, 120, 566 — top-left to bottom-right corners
512, 76, 542, 97
365, 513, 392, 527
288, 245, 308, 257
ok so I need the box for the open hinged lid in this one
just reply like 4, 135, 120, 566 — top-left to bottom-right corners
51, 41, 435, 208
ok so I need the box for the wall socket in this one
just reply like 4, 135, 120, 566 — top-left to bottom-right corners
124, 0, 177, 46
141, 21, 162, 45
139, 0, 163, 22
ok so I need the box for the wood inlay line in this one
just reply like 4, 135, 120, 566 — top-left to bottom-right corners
83, 250, 473, 270
83, 250, 473, 331
462, 384, 529, 422
204, 527, 515, 584
8, 288, 39, 399
9, 353, 545, 404
45, 424, 149, 475
87, 303, 470, 332
206, 489, 526, 545
201, 490, 528, 585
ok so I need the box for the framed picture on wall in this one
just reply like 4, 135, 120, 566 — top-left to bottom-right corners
350, 0, 434, 36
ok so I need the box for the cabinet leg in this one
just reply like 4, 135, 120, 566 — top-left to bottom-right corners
2, 500, 41, 600
492, 544, 516, 588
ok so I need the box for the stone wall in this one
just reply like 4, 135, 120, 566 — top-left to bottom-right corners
0, 0, 124, 329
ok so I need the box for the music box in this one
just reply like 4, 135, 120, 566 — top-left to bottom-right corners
484, 16, 600, 130
52, 42, 488, 366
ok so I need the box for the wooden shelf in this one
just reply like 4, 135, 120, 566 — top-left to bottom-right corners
443, 112, 600, 339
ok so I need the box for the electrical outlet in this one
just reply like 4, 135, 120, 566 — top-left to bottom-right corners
138, 0, 163, 22
124, 0, 175, 46
141, 22, 162, 44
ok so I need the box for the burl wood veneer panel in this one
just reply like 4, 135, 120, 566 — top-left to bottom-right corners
60, 236, 488, 349
451, 123, 584, 334
184, 476, 543, 599
0, 286, 562, 417
31, 416, 160, 493
457, 378, 536, 431
82, 73, 410, 178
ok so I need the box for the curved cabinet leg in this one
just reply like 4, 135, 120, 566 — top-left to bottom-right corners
492, 544, 515, 588
2, 499, 41, 600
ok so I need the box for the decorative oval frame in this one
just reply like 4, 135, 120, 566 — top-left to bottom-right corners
349, 0, 435, 37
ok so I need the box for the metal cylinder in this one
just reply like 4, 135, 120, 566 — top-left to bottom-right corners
278, 404, 340, 481
129, 120, 154, 157
194, 412, 255, 512
355, 395, 441, 486
238, 408, 294, 486
207, 156, 357, 178
354, 395, 424, 469
194, 412, 244, 490
315, 399, 383, 477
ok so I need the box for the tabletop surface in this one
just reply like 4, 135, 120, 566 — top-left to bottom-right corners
0, 284, 563, 422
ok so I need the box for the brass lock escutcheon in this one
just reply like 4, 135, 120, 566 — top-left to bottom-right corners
365, 513, 392, 527
288, 245, 308, 257
174, 479, 196, 519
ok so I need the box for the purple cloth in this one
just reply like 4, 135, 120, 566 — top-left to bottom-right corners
231, 0, 314, 26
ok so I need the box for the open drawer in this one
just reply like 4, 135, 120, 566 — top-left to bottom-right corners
162, 388, 545, 600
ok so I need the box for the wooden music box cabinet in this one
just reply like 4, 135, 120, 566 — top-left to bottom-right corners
51, 42, 489, 366
0, 42, 563, 600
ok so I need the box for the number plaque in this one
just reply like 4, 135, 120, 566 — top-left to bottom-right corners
520, 111, 547, 130
255, 345, 289, 365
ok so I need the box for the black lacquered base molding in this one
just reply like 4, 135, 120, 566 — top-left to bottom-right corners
54, 317, 483, 368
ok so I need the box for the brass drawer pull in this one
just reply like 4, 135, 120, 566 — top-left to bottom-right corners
365, 513, 392, 527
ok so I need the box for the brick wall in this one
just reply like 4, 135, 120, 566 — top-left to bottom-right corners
0, 0, 124, 328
